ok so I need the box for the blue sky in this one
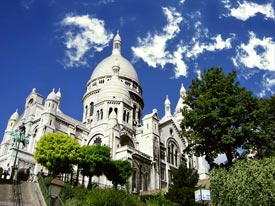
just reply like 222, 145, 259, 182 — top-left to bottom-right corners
0, 0, 275, 142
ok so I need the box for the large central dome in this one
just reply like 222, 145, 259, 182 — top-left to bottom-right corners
90, 33, 139, 83
91, 54, 139, 83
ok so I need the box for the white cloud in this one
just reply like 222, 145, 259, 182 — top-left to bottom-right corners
258, 73, 275, 97
186, 34, 233, 58
98, 0, 115, 5
61, 14, 113, 67
194, 68, 202, 80
173, 44, 188, 78
132, 7, 185, 77
232, 32, 275, 72
223, 1, 275, 21
21, 0, 35, 9
179, 0, 186, 5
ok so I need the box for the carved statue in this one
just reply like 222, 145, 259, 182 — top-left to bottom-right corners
10, 124, 29, 148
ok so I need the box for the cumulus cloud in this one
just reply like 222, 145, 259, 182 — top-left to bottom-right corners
223, 0, 275, 21
132, 7, 235, 79
186, 34, 233, 58
132, 7, 185, 77
61, 14, 113, 67
232, 32, 275, 72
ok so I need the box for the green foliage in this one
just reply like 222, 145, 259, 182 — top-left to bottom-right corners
62, 187, 143, 206
145, 192, 175, 206
181, 67, 258, 167
248, 95, 275, 158
105, 160, 133, 189
61, 184, 88, 205
34, 132, 80, 176
43, 176, 54, 187
79, 144, 111, 179
166, 164, 199, 206
210, 157, 275, 206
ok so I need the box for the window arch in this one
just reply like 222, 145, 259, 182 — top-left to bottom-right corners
90, 102, 94, 116
109, 107, 113, 116
100, 109, 103, 120
27, 99, 34, 108
167, 139, 179, 166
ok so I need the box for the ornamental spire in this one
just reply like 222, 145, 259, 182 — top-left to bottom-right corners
112, 30, 121, 55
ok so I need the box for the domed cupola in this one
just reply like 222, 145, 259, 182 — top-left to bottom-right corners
82, 32, 144, 125
10, 109, 19, 121
88, 33, 139, 84
46, 89, 57, 101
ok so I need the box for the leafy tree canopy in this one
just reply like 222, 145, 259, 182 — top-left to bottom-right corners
210, 157, 275, 206
34, 132, 80, 176
79, 144, 111, 178
166, 163, 199, 206
248, 95, 275, 158
105, 160, 133, 189
181, 67, 259, 167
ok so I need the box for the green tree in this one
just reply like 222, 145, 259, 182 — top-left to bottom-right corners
181, 67, 258, 167
166, 163, 199, 206
247, 95, 275, 158
210, 157, 275, 206
79, 144, 111, 186
34, 132, 80, 176
105, 160, 133, 189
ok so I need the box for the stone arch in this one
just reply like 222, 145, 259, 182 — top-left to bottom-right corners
87, 134, 104, 146
120, 134, 134, 148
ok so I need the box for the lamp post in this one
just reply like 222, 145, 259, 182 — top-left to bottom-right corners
10, 123, 29, 180
49, 178, 64, 206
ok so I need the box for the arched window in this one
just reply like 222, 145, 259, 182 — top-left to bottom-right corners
123, 110, 126, 121
114, 108, 118, 114
126, 112, 129, 123
100, 109, 103, 120
27, 99, 33, 108
168, 146, 171, 163
109, 107, 113, 116
167, 140, 179, 166
90, 102, 94, 116
96, 110, 100, 121
85, 105, 88, 119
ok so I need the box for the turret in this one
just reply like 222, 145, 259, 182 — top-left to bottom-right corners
174, 84, 187, 124
5, 109, 19, 132
56, 88, 62, 109
112, 31, 121, 55
44, 88, 58, 113
164, 95, 172, 118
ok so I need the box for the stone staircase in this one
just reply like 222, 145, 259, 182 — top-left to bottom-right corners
0, 179, 47, 206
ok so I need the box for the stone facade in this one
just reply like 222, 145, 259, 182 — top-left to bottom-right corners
0, 33, 208, 193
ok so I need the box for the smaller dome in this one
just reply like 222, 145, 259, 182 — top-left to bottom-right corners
10, 109, 19, 120
47, 89, 56, 101
56, 88, 62, 100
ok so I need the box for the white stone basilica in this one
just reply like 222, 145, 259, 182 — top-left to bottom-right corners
0, 33, 208, 193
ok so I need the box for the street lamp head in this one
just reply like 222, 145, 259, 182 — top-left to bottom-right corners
49, 178, 64, 198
